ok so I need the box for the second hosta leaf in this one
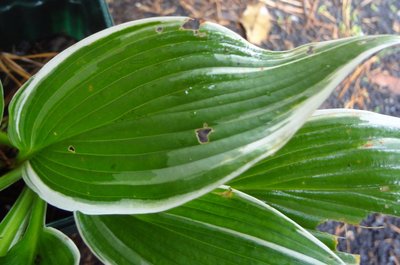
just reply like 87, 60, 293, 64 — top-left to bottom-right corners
229, 109, 400, 228
8, 17, 400, 214
75, 187, 346, 265
0, 80, 3, 123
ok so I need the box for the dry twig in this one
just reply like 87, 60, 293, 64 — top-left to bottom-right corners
0, 51, 57, 106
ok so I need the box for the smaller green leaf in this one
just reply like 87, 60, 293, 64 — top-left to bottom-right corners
0, 190, 79, 265
336, 252, 360, 265
0, 188, 33, 255
0, 79, 12, 148
0, 79, 3, 123
36, 227, 79, 265
76, 186, 345, 265
230, 109, 400, 229
5, 227, 80, 265
0, 167, 22, 192
307, 230, 359, 265
308, 229, 337, 250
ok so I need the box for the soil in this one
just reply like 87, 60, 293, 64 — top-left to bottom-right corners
0, 0, 399, 264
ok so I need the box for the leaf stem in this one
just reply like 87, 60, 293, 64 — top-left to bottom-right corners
19, 194, 46, 264
0, 167, 22, 191
0, 131, 12, 147
0, 188, 34, 255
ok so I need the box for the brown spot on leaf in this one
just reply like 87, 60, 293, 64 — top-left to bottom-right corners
155, 26, 163, 33
216, 187, 234, 198
182, 18, 200, 30
68, 145, 76, 153
195, 123, 213, 144
306, 46, 315, 55
363, 141, 373, 148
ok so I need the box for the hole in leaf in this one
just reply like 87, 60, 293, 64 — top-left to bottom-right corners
68, 145, 76, 153
155, 26, 163, 33
195, 123, 213, 144
182, 18, 200, 30
306, 46, 314, 55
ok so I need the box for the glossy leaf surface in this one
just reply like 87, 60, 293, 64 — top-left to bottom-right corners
0, 188, 33, 255
8, 16, 400, 214
36, 227, 79, 265
0, 80, 3, 123
1, 227, 79, 265
0, 191, 79, 264
76, 186, 345, 265
230, 109, 400, 228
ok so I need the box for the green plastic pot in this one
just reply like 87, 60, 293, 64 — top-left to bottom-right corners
0, 0, 113, 49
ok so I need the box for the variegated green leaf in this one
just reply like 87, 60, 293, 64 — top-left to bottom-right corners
0, 79, 3, 123
35, 227, 79, 265
0, 79, 12, 148
229, 109, 400, 228
76, 186, 346, 265
0, 190, 79, 264
308, 230, 359, 264
8, 17, 400, 214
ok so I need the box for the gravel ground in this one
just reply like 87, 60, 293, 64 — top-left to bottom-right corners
319, 214, 400, 264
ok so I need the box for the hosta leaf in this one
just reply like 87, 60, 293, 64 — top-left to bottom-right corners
308, 230, 359, 265
336, 252, 360, 265
229, 109, 400, 228
1, 227, 80, 265
76, 186, 345, 265
0, 188, 33, 255
0, 191, 79, 265
35, 227, 79, 265
308, 229, 337, 250
8, 17, 400, 214
0, 79, 3, 123
0, 80, 12, 148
